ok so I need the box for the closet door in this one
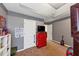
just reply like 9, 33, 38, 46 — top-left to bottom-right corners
24, 19, 36, 49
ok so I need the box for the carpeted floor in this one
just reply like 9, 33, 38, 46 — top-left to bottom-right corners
16, 41, 67, 56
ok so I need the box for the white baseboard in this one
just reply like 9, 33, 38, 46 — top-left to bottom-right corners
17, 40, 70, 52
49, 40, 70, 47
17, 44, 36, 52
17, 48, 26, 52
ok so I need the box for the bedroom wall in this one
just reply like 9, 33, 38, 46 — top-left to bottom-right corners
7, 11, 44, 50
53, 18, 73, 47
36, 21, 44, 26
7, 15, 24, 50
0, 4, 7, 18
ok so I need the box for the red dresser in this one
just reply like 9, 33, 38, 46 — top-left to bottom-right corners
36, 32, 47, 48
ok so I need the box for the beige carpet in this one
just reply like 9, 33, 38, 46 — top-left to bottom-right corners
16, 41, 67, 56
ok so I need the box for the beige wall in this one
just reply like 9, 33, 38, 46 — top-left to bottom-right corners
36, 21, 44, 26
0, 6, 7, 18
53, 18, 73, 47
7, 15, 44, 50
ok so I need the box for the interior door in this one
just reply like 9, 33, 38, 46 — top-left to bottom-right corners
24, 19, 36, 49
71, 3, 79, 56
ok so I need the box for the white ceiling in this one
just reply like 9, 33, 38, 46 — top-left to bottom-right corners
3, 3, 76, 22
20, 3, 55, 17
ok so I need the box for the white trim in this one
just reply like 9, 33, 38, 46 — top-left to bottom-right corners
17, 48, 26, 52
17, 45, 36, 52
65, 44, 71, 47
17, 40, 70, 52
48, 40, 70, 47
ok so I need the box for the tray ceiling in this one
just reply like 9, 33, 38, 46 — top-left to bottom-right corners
3, 3, 76, 22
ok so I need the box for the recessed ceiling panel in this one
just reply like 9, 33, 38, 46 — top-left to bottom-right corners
49, 3, 66, 9
3, 3, 76, 22
3, 3, 45, 19
20, 3, 56, 17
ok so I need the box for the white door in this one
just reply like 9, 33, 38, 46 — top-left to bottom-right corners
24, 19, 36, 49
46, 24, 53, 40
